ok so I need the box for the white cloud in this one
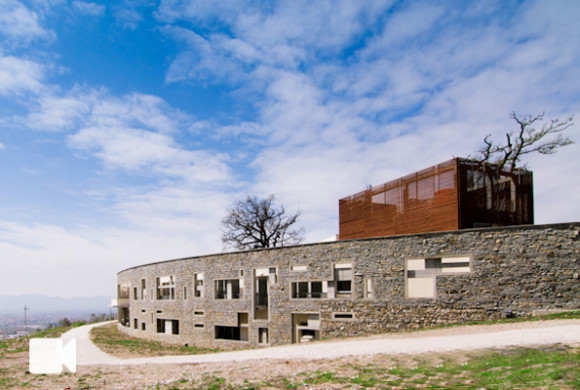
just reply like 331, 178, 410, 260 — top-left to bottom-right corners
25, 90, 187, 133
72, 1, 105, 16
22, 87, 233, 185
69, 125, 231, 184
161, 1, 394, 83
378, 2, 444, 47
25, 92, 92, 131
0, 219, 223, 297
114, 7, 142, 29
198, 0, 580, 243
0, 55, 45, 96
0, 0, 52, 44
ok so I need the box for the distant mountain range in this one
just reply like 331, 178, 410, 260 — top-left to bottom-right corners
0, 294, 114, 316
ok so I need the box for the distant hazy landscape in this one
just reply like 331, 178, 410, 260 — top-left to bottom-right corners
0, 295, 114, 336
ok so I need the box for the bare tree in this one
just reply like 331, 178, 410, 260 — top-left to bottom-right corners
222, 195, 304, 250
474, 111, 574, 174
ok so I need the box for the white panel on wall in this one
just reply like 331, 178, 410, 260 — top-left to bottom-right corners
406, 259, 425, 271
406, 277, 435, 298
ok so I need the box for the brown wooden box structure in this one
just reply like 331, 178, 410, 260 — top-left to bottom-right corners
339, 158, 534, 240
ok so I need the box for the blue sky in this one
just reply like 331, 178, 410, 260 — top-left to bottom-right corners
1, 0, 579, 298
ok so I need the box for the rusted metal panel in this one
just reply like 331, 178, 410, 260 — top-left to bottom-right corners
339, 159, 459, 239
338, 158, 534, 240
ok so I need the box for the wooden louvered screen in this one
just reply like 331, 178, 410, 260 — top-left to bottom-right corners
338, 158, 534, 240
339, 159, 460, 239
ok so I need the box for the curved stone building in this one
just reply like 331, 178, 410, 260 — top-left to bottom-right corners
117, 222, 580, 350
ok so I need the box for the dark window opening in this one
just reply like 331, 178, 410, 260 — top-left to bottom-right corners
156, 319, 179, 335
215, 279, 241, 299
291, 281, 325, 298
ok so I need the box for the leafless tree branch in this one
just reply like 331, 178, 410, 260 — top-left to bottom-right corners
221, 195, 304, 250
473, 111, 574, 174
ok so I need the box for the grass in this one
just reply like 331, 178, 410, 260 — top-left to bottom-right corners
431, 309, 580, 329
153, 344, 580, 389
80, 310, 580, 359
90, 323, 218, 357
1, 313, 578, 389
0, 322, 84, 357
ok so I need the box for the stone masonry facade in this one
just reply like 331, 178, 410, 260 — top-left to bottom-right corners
117, 222, 580, 350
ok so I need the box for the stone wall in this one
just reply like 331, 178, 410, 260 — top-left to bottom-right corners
117, 222, 580, 350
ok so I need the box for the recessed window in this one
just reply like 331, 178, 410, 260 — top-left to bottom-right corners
157, 276, 175, 300
215, 279, 242, 299
194, 323, 204, 328
258, 328, 269, 344
117, 283, 129, 299
194, 273, 204, 297
291, 281, 325, 298
141, 279, 146, 300
334, 263, 353, 296
215, 313, 249, 341
194, 311, 204, 316
293, 313, 320, 343
333, 312, 354, 320
157, 319, 179, 335
364, 276, 374, 299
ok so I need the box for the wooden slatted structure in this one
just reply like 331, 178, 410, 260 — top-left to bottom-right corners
339, 158, 533, 240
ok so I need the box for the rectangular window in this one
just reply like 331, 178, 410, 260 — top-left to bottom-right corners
215, 326, 242, 340
292, 313, 321, 343
215, 313, 248, 341
156, 276, 175, 300
291, 281, 326, 298
215, 279, 242, 299
194, 273, 204, 297
134, 318, 138, 329
117, 283, 129, 299
334, 263, 353, 296
133, 287, 138, 300
141, 322, 146, 331
333, 312, 354, 320
157, 319, 179, 335
364, 276, 374, 299
194, 323, 204, 328
141, 279, 146, 300
183, 286, 187, 300
194, 311, 204, 316
258, 328, 269, 345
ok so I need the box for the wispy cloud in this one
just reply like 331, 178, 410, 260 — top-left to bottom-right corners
157, 0, 580, 240
0, 0, 53, 45
23, 88, 232, 185
0, 55, 45, 96
72, 1, 106, 17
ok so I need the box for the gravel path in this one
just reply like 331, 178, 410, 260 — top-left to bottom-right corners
64, 319, 580, 367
